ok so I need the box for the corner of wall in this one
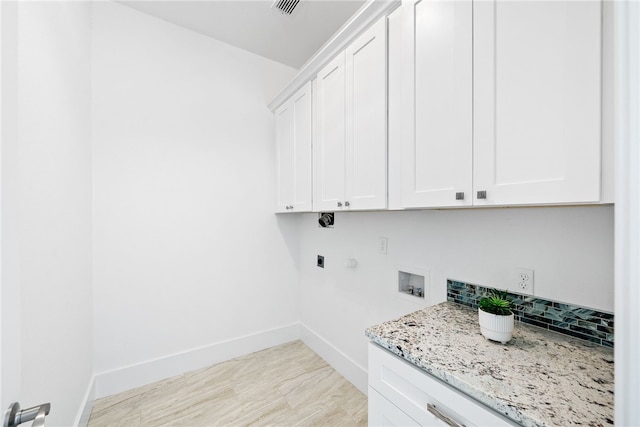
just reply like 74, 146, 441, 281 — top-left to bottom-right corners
74, 377, 96, 427
299, 322, 368, 395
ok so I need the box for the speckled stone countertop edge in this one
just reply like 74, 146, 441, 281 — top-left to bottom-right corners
365, 302, 614, 427
365, 333, 533, 427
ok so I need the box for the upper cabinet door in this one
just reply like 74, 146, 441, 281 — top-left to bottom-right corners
275, 82, 312, 213
314, 52, 347, 212
345, 17, 388, 210
400, 0, 473, 208
275, 100, 295, 212
473, 1, 602, 206
291, 83, 313, 211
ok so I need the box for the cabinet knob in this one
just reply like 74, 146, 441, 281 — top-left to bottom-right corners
345, 201, 350, 207
288, 205, 294, 210
337, 202, 343, 207
477, 191, 487, 199
455, 192, 464, 200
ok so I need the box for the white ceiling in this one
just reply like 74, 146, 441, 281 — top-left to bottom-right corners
119, 0, 367, 69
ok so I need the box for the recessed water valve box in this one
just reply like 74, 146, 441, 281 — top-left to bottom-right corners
398, 270, 425, 299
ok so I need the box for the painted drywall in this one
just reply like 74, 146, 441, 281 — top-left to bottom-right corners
298, 206, 614, 371
12, 2, 94, 425
91, 2, 299, 375
1, 0, 22, 411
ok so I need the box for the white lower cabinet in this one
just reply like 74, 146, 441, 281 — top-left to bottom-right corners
368, 343, 517, 427
369, 387, 420, 427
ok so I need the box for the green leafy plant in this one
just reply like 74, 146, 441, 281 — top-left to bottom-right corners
478, 290, 514, 316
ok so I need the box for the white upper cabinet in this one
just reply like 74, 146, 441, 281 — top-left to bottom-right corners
395, 0, 604, 208
277, 0, 606, 212
400, 0, 473, 208
473, 0, 602, 206
313, 53, 347, 211
345, 17, 388, 210
275, 81, 312, 213
314, 17, 388, 212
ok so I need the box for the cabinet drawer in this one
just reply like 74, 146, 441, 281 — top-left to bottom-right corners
369, 387, 420, 427
368, 343, 517, 426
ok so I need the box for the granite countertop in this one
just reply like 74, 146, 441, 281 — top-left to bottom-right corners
365, 302, 614, 427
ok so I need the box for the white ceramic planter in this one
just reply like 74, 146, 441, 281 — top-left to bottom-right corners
478, 308, 514, 344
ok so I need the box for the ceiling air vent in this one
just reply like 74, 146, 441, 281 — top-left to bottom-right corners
272, 0, 301, 15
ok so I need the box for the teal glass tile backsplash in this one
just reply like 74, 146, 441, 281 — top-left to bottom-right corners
447, 279, 614, 347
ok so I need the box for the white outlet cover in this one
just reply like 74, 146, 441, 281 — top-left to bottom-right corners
512, 268, 534, 296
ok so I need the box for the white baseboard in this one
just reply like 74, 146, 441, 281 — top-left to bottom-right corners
93, 323, 300, 399
85, 321, 368, 423
299, 323, 368, 395
74, 377, 95, 427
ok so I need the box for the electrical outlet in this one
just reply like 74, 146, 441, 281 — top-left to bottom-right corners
379, 237, 388, 255
513, 268, 534, 294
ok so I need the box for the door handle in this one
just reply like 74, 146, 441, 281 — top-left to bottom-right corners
4, 402, 50, 427
30, 407, 46, 427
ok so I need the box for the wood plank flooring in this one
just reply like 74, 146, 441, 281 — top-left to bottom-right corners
88, 340, 368, 426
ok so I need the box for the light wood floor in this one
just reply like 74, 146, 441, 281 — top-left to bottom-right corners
87, 340, 368, 426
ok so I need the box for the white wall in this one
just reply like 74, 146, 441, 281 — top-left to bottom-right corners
91, 2, 299, 378
614, 1, 640, 423
298, 206, 614, 371
14, 2, 93, 425
1, 0, 22, 411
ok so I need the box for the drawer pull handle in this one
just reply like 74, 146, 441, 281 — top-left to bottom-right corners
427, 403, 466, 427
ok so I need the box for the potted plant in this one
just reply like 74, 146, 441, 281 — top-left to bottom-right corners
478, 290, 515, 344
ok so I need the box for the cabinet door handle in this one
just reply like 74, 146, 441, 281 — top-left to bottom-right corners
345, 201, 350, 207
337, 202, 343, 207
427, 403, 466, 427
455, 192, 464, 200
477, 190, 487, 199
